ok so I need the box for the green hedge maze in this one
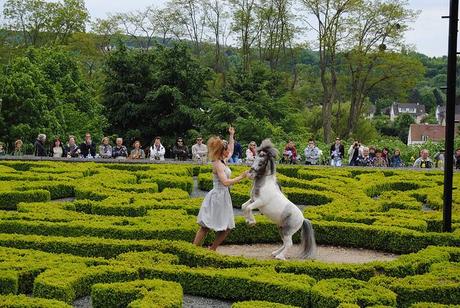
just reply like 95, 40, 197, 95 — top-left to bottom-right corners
0, 160, 459, 307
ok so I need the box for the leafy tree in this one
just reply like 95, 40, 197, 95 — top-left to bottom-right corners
103, 42, 210, 145
2, 0, 89, 46
0, 47, 107, 149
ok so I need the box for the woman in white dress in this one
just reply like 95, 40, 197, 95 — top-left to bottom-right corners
193, 127, 248, 250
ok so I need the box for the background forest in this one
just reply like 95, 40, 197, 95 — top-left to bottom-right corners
0, 0, 455, 159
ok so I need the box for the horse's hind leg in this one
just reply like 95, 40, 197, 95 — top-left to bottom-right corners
271, 227, 285, 257
274, 233, 293, 260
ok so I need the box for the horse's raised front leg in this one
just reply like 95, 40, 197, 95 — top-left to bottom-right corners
242, 199, 263, 226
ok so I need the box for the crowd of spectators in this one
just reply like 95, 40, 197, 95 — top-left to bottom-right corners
0, 133, 455, 169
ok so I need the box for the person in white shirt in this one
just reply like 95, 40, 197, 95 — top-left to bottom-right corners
149, 136, 165, 161
192, 136, 208, 163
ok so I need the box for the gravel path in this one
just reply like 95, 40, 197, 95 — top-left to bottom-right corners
73, 295, 232, 308
217, 244, 399, 263
191, 176, 208, 198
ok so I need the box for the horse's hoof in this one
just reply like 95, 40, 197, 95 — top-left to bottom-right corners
248, 221, 256, 227
275, 255, 286, 260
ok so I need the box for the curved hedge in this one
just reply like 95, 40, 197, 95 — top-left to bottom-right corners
0, 160, 458, 307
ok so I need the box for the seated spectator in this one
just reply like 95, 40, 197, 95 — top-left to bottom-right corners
382, 147, 390, 166
434, 149, 445, 169
12, 139, 23, 156
129, 140, 145, 159
80, 133, 96, 158
373, 149, 388, 167
34, 134, 47, 157
112, 138, 128, 159
283, 140, 298, 164
348, 140, 363, 166
246, 141, 257, 163
192, 137, 208, 163
149, 137, 165, 161
66, 136, 80, 158
304, 139, 320, 165
50, 137, 67, 158
357, 147, 374, 167
390, 149, 404, 168
173, 138, 189, 161
413, 149, 433, 168
369, 146, 376, 159
229, 136, 243, 163
0, 142, 5, 156
455, 148, 460, 169
99, 137, 112, 159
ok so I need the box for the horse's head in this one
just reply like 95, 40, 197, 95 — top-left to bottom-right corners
248, 139, 278, 179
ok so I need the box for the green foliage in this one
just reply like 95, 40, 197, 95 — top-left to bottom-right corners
103, 42, 210, 146
0, 47, 107, 149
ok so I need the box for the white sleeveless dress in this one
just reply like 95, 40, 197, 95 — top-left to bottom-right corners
197, 166, 235, 231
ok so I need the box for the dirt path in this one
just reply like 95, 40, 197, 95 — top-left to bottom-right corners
217, 244, 398, 263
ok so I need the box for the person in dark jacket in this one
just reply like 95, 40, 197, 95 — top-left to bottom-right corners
79, 133, 96, 158
34, 134, 48, 157
229, 136, 243, 163
112, 137, 128, 159
173, 138, 189, 161
330, 137, 345, 167
390, 149, 404, 168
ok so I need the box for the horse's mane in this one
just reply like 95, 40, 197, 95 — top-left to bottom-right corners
257, 139, 279, 158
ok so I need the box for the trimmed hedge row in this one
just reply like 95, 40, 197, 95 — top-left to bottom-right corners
143, 265, 315, 307
232, 301, 300, 308
0, 294, 71, 307
310, 278, 397, 308
91, 279, 183, 308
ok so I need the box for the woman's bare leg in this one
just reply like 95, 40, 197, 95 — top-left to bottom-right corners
193, 226, 210, 246
209, 229, 231, 251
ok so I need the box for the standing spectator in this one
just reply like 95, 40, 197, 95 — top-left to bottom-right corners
455, 148, 460, 169
149, 137, 165, 161
283, 140, 298, 164
192, 136, 208, 163
348, 140, 363, 166
413, 149, 433, 168
229, 136, 243, 163
330, 137, 345, 167
173, 138, 189, 161
34, 134, 47, 157
357, 147, 374, 167
373, 149, 388, 167
246, 141, 257, 163
99, 137, 112, 159
304, 139, 320, 165
434, 149, 445, 169
80, 133, 96, 158
0, 143, 5, 156
112, 138, 128, 159
390, 149, 404, 168
12, 140, 23, 156
50, 137, 67, 158
129, 140, 145, 159
66, 136, 80, 158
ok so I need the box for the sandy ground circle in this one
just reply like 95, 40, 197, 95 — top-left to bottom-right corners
217, 244, 399, 263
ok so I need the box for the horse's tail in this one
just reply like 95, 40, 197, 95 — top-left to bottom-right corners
299, 219, 317, 259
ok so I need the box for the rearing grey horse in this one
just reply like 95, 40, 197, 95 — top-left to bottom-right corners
242, 139, 316, 260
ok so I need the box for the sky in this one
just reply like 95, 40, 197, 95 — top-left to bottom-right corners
0, 0, 453, 57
